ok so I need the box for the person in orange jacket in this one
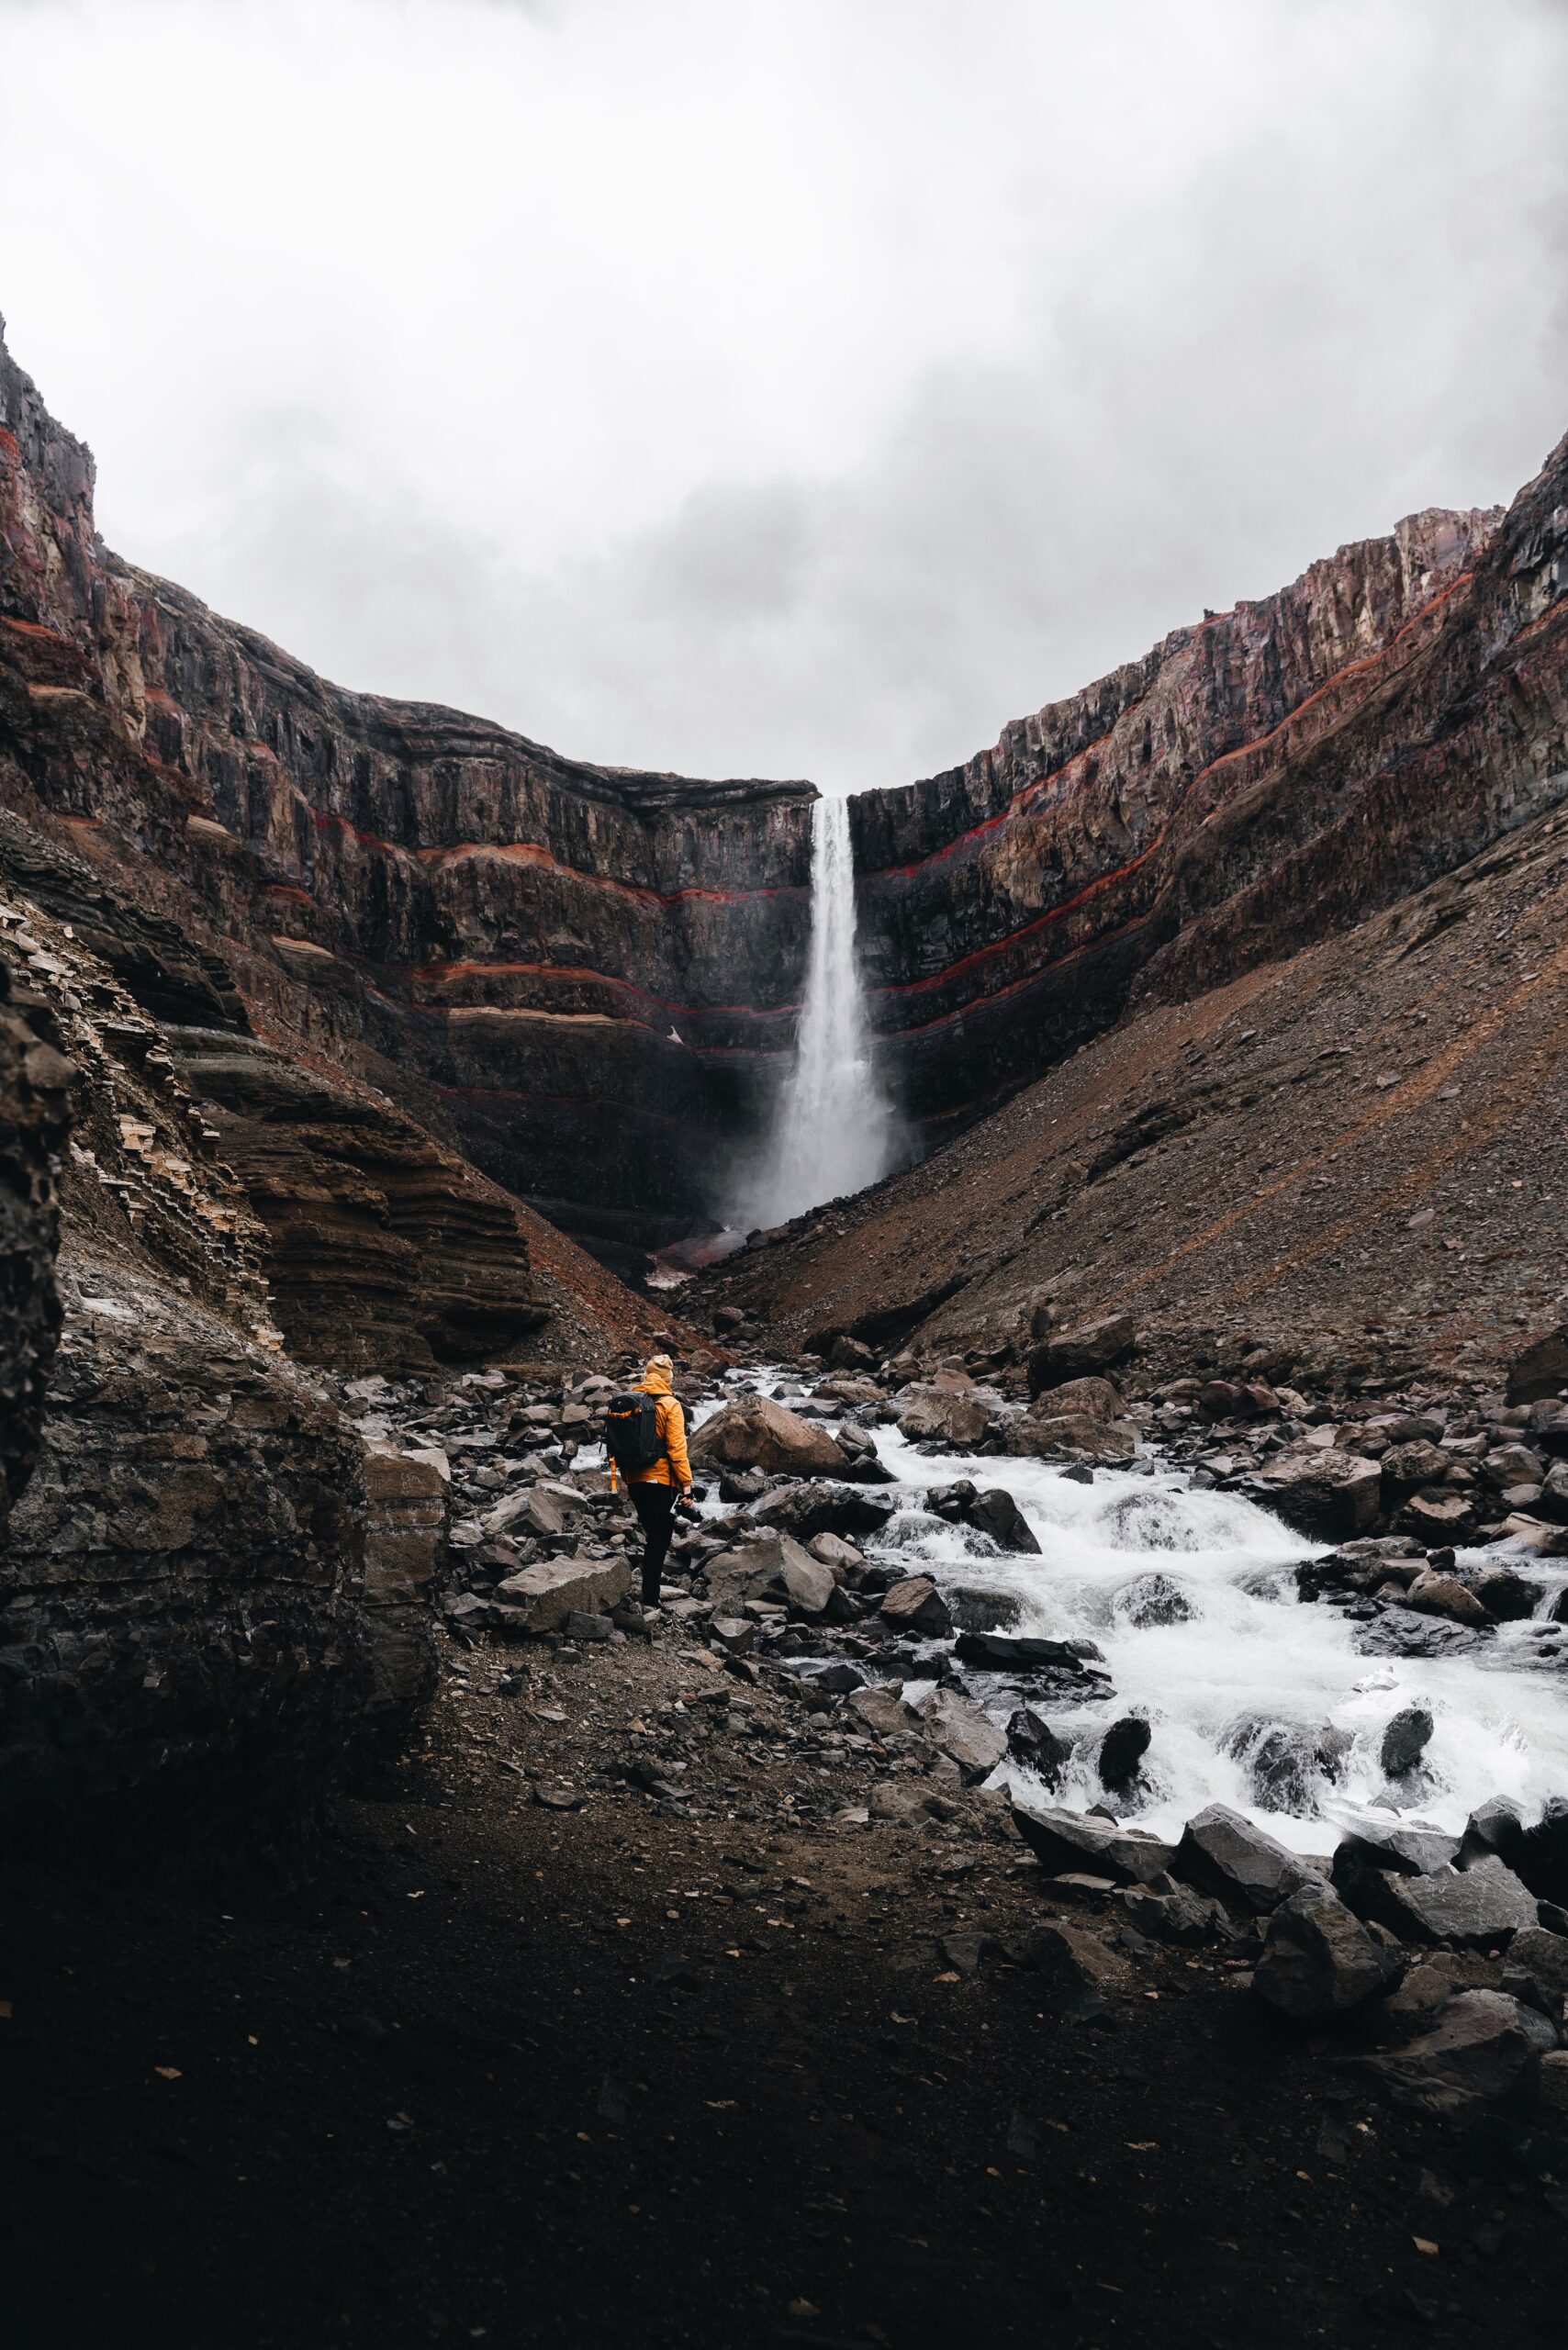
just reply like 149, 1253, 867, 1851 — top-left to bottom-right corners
621, 1353, 693, 1610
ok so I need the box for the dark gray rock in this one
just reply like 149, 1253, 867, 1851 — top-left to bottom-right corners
969, 1488, 1042, 1554
1114, 1883, 1227, 1948
1353, 1854, 1540, 1949
955, 1630, 1107, 1677
750, 1482, 899, 1541
1019, 1919, 1126, 2022
1501, 1924, 1568, 2027
1473, 1566, 1544, 1620
1511, 1798, 1568, 1906
1380, 1704, 1435, 1778
1097, 1715, 1151, 1794
1174, 1803, 1322, 1914
1362, 1989, 1555, 2114
1005, 1707, 1070, 1782
1252, 1883, 1399, 2018
1011, 1797, 1176, 1886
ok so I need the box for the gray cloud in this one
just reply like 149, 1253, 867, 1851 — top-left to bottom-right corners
5, 0, 1567, 789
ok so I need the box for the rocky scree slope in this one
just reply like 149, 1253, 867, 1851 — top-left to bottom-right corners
707, 792, 1568, 1399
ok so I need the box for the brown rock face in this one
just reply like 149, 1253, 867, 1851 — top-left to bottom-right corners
0, 951, 70, 1539
0, 323, 812, 1253
1, 1258, 430, 1823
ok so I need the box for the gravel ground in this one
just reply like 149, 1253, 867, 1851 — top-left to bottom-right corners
6, 1624, 1568, 2350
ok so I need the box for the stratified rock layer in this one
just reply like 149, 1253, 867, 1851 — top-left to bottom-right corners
0, 949, 70, 1538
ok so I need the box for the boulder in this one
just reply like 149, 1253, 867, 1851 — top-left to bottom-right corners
955, 1629, 1105, 1676
806, 1530, 863, 1573
1252, 1883, 1399, 2018
1006, 1707, 1070, 1781
1511, 1798, 1568, 1906
494, 1554, 631, 1633
1507, 1324, 1568, 1407
1405, 1569, 1487, 1624
1380, 1440, 1451, 1492
830, 1335, 875, 1371
1380, 1705, 1435, 1777
913, 1686, 1006, 1783
1007, 1413, 1139, 1465
1174, 1803, 1320, 1914
1400, 1494, 1480, 1544
1540, 1460, 1568, 1524
1020, 1919, 1127, 2022
482, 1484, 568, 1541
703, 1528, 834, 1616
1331, 1825, 1462, 1899
847, 1685, 914, 1739
750, 1482, 898, 1541
1251, 1446, 1383, 1539
1112, 1572, 1194, 1628
1473, 1565, 1544, 1620
969, 1487, 1042, 1554
1350, 1853, 1540, 1948
1027, 1313, 1137, 1390
897, 1386, 993, 1447
832, 1424, 897, 1483
879, 1576, 953, 1639
1098, 1715, 1151, 1793
1363, 1990, 1555, 2115
1022, 1372, 1125, 1420
1502, 1924, 1568, 2027
1011, 1798, 1176, 1886
778, 1549, 837, 1617
1115, 1884, 1227, 1948
689, 1395, 847, 1478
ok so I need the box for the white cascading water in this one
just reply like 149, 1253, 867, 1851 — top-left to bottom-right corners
734, 794, 897, 1229
690, 1382, 1568, 1848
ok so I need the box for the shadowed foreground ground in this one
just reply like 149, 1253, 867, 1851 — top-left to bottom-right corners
6, 1631, 1567, 2349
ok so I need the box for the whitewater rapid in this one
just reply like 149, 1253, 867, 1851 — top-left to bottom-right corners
697, 1382, 1568, 1853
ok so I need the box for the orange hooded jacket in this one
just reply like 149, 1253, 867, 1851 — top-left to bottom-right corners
625, 1356, 691, 1491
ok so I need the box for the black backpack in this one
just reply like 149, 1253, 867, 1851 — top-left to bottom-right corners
603, 1391, 664, 1475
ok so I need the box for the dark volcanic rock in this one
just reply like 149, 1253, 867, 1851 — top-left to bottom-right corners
1252, 1883, 1398, 2018
1507, 1324, 1568, 1406
0, 952, 71, 1541
1011, 1797, 1176, 1886
1347, 1855, 1540, 1949
1006, 1706, 1070, 1782
1380, 1705, 1435, 1779
1097, 1715, 1151, 1794
955, 1629, 1104, 1676
750, 1481, 899, 1542
2, 1260, 438, 1818
1362, 1990, 1555, 2116
1174, 1804, 1321, 1914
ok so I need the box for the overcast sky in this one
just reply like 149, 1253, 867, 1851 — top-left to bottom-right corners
3, 0, 1566, 791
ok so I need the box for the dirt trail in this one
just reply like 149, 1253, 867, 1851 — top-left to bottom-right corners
6, 1628, 1566, 2350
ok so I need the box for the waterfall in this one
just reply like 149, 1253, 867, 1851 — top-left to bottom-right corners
735, 794, 897, 1229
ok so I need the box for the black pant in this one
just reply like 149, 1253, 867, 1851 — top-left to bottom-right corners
628, 1479, 678, 1606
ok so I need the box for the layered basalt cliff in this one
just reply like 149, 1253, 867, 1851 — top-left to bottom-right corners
852, 479, 1568, 1140
0, 951, 70, 1539
0, 322, 815, 1253
0, 864, 453, 1824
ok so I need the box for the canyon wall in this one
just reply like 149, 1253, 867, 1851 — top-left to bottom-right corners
6, 310, 1568, 1267
852, 479, 1568, 1141
0, 322, 814, 1259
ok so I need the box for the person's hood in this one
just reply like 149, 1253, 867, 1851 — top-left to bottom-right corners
641, 1355, 674, 1395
